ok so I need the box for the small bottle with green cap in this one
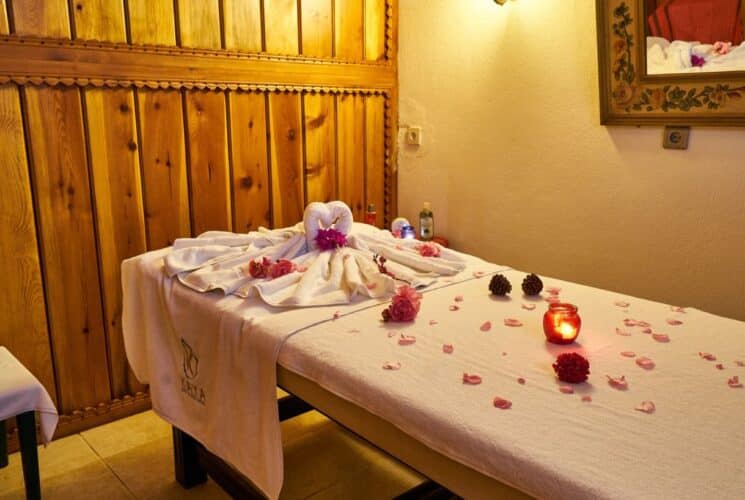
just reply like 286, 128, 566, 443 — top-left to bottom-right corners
419, 202, 434, 241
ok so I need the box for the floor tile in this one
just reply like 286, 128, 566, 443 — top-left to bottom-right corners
81, 411, 171, 459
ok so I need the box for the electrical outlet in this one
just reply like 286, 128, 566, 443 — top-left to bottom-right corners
663, 126, 690, 149
405, 126, 422, 146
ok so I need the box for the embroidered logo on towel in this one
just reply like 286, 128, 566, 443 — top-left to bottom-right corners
180, 338, 206, 405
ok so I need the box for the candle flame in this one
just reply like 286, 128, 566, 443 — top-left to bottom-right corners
559, 322, 576, 339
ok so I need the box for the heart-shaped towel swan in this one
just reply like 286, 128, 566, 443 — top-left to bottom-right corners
303, 201, 354, 250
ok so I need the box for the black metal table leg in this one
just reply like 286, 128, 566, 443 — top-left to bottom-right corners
0, 419, 8, 469
17, 411, 41, 500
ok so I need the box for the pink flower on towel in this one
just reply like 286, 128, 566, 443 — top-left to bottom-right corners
315, 227, 347, 251
248, 256, 272, 278
268, 259, 295, 279
382, 285, 422, 322
691, 54, 706, 67
417, 242, 441, 258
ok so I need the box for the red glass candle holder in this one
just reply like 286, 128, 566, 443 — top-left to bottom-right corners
543, 303, 581, 344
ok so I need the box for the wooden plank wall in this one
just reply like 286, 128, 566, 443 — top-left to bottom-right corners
0, 0, 397, 439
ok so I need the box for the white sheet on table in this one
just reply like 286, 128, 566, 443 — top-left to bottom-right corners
0, 347, 58, 444
279, 269, 745, 500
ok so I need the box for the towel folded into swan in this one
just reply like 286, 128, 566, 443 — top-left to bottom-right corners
163, 201, 465, 307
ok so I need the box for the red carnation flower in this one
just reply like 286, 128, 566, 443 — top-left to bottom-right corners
552, 352, 590, 384
248, 257, 272, 278
382, 285, 422, 322
268, 259, 295, 279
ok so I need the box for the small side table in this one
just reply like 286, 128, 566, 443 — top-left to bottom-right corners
0, 347, 59, 500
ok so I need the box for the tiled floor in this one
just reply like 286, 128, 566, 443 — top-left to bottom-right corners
0, 405, 423, 499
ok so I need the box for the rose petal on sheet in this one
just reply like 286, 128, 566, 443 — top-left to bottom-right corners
517, 377, 526, 385
614, 300, 630, 308
454, 295, 464, 302
366, 282, 378, 290
449, 305, 460, 311
606, 375, 628, 390
382, 361, 401, 370
624, 319, 638, 327
670, 306, 686, 313
652, 333, 670, 343
559, 386, 574, 394
728, 376, 743, 388
636, 321, 651, 328
581, 395, 592, 402
521, 302, 537, 310
546, 286, 561, 295
616, 327, 632, 336
641, 327, 653, 334
472, 271, 486, 278
493, 397, 512, 409
699, 352, 717, 361
463, 373, 482, 385
621, 351, 637, 358
735, 360, 745, 367
332, 311, 341, 320
443, 344, 454, 354
635, 357, 655, 369
635, 401, 656, 413
666, 318, 683, 326
480, 321, 492, 332
429, 320, 438, 326
398, 334, 416, 346
504, 318, 523, 327
545, 295, 561, 304
715, 363, 724, 370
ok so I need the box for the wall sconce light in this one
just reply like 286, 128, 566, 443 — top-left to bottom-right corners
495, 0, 507, 4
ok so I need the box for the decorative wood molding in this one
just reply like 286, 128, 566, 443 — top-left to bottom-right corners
0, 36, 396, 92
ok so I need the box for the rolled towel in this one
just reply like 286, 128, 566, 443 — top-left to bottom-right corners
304, 201, 354, 250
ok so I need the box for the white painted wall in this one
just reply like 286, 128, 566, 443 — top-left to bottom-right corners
397, 0, 745, 320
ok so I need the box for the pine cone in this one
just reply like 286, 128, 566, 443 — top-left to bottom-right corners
521, 273, 543, 296
488, 274, 512, 296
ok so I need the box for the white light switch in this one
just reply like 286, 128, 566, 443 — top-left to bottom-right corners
405, 126, 423, 146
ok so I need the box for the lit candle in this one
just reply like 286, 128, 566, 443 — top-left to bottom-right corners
543, 303, 581, 344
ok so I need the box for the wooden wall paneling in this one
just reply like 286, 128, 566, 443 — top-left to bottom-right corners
303, 93, 336, 203
85, 88, 147, 396
228, 91, 271, 232
264, 0, 299, 55
23, 86, 111, 412
71, 0, 126, 42
184, 90, 232, 234
177, 0, 221, 49
138, 90, 191, 248
334, 0, 363, 59
364, 95, 385, 226
10, 0, 71, 37
0, 84, 57, 398
301, 0, 333, 57
127, 0, 177, 45
336, 93, 365, 220
0, 0, 8, 34
364, 0, 386, 61
223, 0, 263, 52
268, 92, 304, 227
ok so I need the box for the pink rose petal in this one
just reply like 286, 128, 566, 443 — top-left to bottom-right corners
382, 361, 401, 370
635, 357, 656, 369
454, 295, 464, 302
616, 327, 632, 336
581, 395, 592, 402
624, 319, 639, 327
635, 401, 656, 413
462, 373, 482, 385
517, 377, 526, 385
641, 327, 653, 334
472, 271, 486, 278
493, 397, 512, 409
727, 375, 743, 388
715, 363, 724, 370
621, 351, 637, 358
614, 300, 630, 308
429, 319, 438, 326
699, 352, 717, 361
504, 318, 523, 327
449, 305, 460, 311
735, 360, 745, 367
666, 318, 683, 326
521, 302, 537, 310
546, 286, 561, 295
366, 282, 378, 290
670, 306, 686, 313
545, 295, 561, 304
559, 386, 574, 394
398, 334, 416, 346
636, 320, 651, 328
332, 311, 341, 320
480, 321, 492, 332
442, 344, 454, 354
652, 333, 670, 343
606, 375, 628, 390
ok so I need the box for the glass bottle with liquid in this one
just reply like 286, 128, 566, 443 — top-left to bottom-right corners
419, 202, 434, 241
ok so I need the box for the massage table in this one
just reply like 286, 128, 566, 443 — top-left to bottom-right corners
122, 223, 745, 500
